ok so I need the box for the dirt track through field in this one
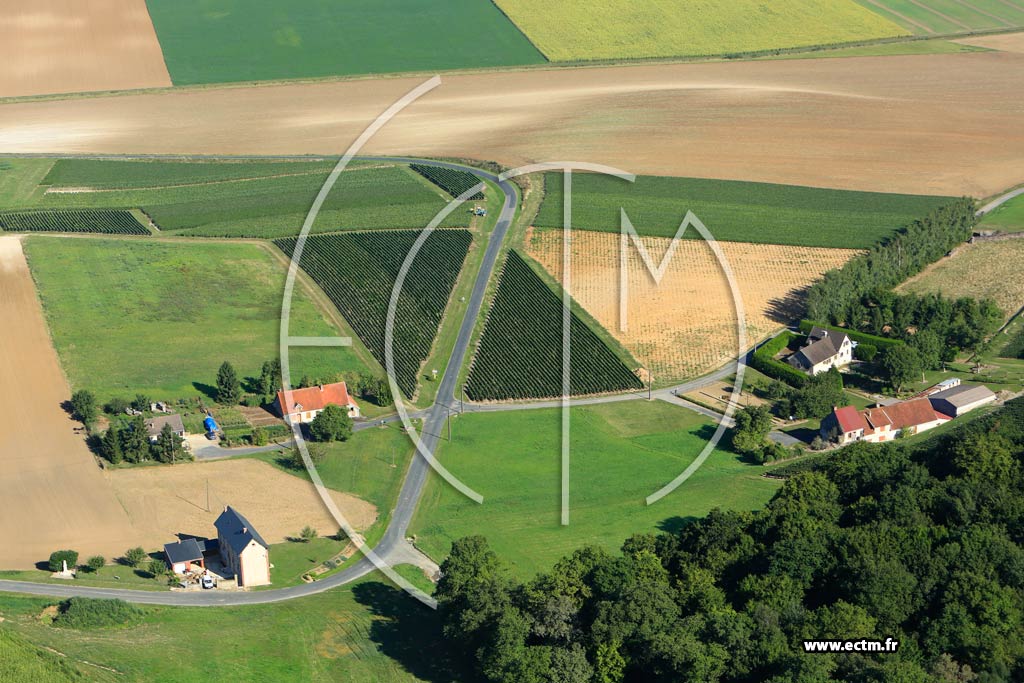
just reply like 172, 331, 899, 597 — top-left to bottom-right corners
1, 51, 1023, 195
0, 235, 143, 568
528, 230, 858, 381
0, 0, 171, 98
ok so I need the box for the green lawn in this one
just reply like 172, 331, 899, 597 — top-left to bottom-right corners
854, 0, 1024, 35
766, 37, 988, 59
535, 172, 954, 248
144, 0, 545, 85
268, 537, 350, 587
0, 564, 167, 592
255, 423, 416, 534
980, 193, 1024, 232
410, 401, 781, 578
24, 237, 375, 403
14, 161, 469, 238
0, 576, 469, 682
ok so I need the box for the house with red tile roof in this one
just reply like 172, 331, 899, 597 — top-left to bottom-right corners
274, 382, 360, 425
821, 398, 949, 445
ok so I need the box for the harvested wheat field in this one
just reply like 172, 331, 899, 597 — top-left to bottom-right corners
0, 236, 144, 569
956, 31, 1024, 54
0, 0, 171, 98
1, 52, 1022, 195
107, 459, 378, 545
898, 238, 1024, 321
528, 230, 858, 381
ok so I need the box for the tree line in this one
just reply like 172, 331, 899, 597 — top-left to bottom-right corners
437, 397, 1024, 682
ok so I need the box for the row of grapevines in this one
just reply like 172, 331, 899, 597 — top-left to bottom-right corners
0, 209, 148, 235
409, 164, 484, 201
275, 229, 472, 398
466, 250, 642, 400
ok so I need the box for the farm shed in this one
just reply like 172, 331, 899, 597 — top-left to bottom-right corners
145, 414, 186, 443
929, 384, 997, 418
275, 382, 360, 425
163, 538, 204, 575
214, 506, 270, 587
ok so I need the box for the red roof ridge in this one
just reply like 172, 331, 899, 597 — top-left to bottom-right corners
276, 381, 356, 414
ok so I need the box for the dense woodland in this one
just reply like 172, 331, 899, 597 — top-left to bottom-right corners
437, 398, 1024, 683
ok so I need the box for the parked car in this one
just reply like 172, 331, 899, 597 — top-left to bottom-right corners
201, 574, 215, 589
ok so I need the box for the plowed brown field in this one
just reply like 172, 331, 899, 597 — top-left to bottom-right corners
528, 230, 859, 381
0, 0, 170, 98
1, 51, 1022, 195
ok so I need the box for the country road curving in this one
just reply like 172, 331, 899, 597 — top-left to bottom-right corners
4, 162, 1020, 606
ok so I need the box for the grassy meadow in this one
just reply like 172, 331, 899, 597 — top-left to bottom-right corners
145, 0, 544, 85
24, 237, 376, 403
494, 0, 906, 61
981, 193, 1024, 232
0, 578, 467, 683
853, 0, 1024, 35
409, 401, 782, 578
535, 172, 954, 248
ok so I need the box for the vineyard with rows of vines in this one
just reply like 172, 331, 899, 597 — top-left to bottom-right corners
275, 229, 472, 397
0, 209, 148, 235
466, 250, 642, 400
410, 164, 484, 200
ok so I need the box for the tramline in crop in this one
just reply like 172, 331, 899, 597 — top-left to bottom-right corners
410, 164, 485, 201
275, 229, 472, 398
0, 209, 148, 235
466, 250, 642, 400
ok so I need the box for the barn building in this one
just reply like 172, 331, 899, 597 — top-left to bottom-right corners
274, 382, 360, 425
214, 506, 270, 587
929, 383, 997, 418
163, 538, 205, 575
822, 398, 949, 445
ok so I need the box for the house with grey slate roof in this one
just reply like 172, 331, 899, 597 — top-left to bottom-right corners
214, 505, 270, 587
788, 326, 853, 376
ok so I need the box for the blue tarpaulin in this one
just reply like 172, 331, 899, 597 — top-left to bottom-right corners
203, 416, 218, 433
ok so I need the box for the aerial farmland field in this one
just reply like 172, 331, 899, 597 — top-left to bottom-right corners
144, 0, 545, 85
494, 0, 907, 61
854, 0, 1024, 35
410, 402, 782, 578
23, 237, 371, 402
8, 159, 467, 238
528, 230, 859, 382
536, 172, 955, 248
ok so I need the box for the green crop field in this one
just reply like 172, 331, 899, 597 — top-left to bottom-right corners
981, 193, 1024, 232
536, 172, 955, 249
275, 230, 472, 398
144, 0, 545, 85
0, 209, 148, 235
0, 579, 468, 682
24, 238, 372, 403
494, 0, 906, 61
854, 0, 1024, 35
410, 401, 782, 578
42, 158, 337, 190
465, 250, 642, 400
6, 160, 467, 239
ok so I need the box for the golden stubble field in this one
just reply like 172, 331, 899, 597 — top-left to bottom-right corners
528, 230, 858, 381
898, 238, 1024, 321
0, 0, 171, 98
0, 51, 1022, 196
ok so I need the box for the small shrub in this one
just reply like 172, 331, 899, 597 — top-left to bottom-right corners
123, 547, 147, 567
48, 550, 78, 573
86, 556, 105, 572
104, 396, 130, 415
299, 526, 318, 542
854, 343, 878, 362
52, 598, 143, 629
146, 559, 168, 578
